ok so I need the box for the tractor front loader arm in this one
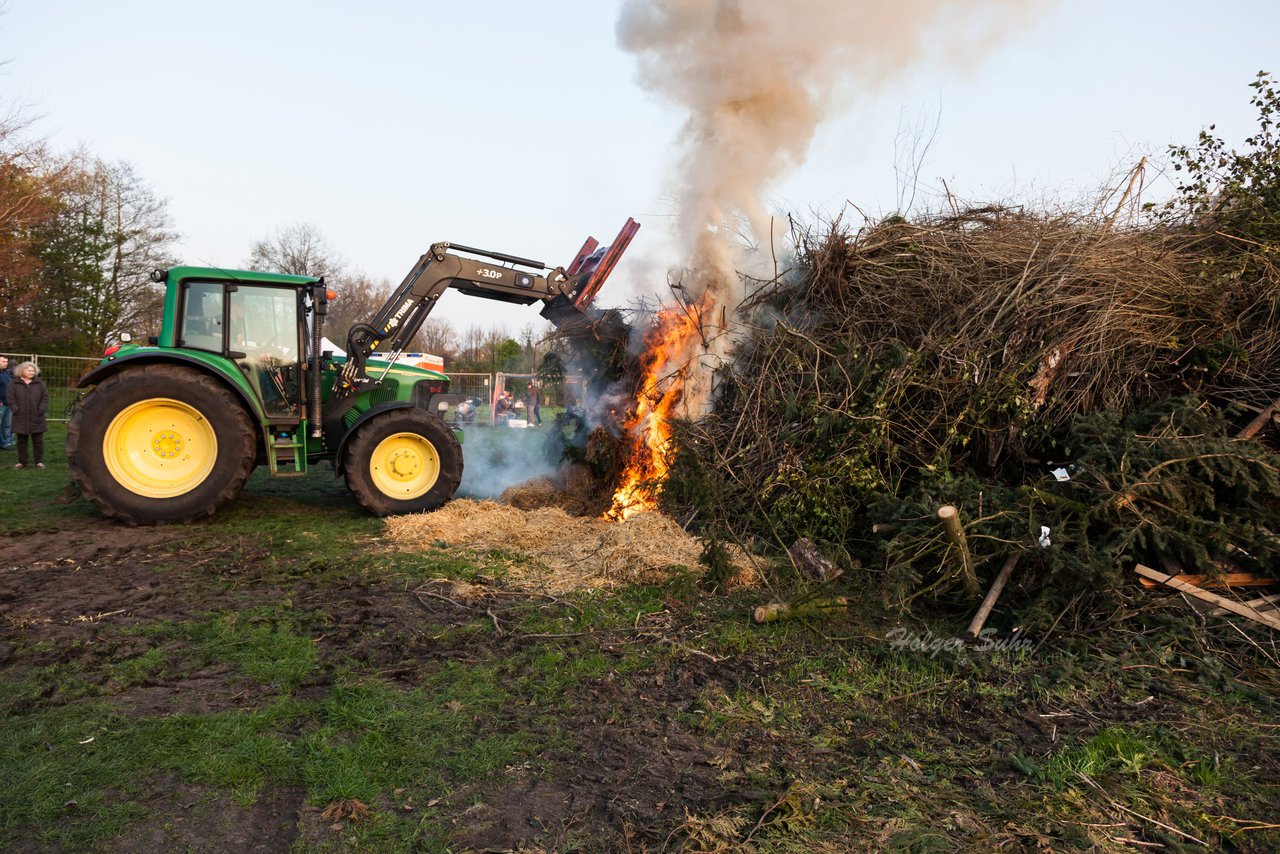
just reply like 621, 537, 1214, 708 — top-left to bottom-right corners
335, 244, 568, 399
334, 219, 639, 400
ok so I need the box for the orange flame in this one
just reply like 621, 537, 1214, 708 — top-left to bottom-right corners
607, 298, 709, 521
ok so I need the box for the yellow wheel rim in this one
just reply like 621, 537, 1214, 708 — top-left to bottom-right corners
103, 398, 218, 499
369, 432, 440, 500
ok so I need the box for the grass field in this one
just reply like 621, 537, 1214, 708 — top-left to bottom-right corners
1, 425, 1277, 852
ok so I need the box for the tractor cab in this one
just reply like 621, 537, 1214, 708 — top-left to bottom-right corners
174, 272, 313, 424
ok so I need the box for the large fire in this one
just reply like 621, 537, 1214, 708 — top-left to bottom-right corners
607, 297, 711, 521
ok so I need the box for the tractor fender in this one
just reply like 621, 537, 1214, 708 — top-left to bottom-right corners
332, 401, 415, 476
78, 353, 264, 428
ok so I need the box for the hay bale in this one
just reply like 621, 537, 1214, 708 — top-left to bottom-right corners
500, 476, 561, 510
384, 499, 758, 594
386, 499, 568, 553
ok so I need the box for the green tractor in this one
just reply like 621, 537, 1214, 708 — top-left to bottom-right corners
66, 220, 639, 524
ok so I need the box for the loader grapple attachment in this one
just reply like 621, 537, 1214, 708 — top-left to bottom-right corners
541, 217, 640, 329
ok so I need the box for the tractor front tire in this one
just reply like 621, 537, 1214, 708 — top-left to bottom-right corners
343, 409, 463, 516
67, 364, 257, 525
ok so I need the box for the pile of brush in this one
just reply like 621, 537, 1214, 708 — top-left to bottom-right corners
661, 206, 1280, 620
748, 208, 1279, 468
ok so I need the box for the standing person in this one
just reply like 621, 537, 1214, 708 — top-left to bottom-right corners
494, 388, 513, 425
0, 355, 12, 450
525, 382, 542, 426
7, 361, 48, 469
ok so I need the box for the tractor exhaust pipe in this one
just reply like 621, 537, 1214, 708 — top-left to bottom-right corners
311, 282, 329, 439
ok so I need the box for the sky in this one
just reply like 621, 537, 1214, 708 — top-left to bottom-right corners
2, 0, 1277, 337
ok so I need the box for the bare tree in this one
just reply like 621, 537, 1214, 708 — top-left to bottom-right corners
413, 317, 459, 358
97, 159, 178, 339
519, 322, 540, 372
246, 224, 388, 352
322, 273, 393, 350
247, 222, 345, 280
482, 326, 509, 370
460, 324, 486, 368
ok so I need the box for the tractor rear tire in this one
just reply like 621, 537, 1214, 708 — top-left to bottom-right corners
67, 364, 257, 525
343, 409, 462, 516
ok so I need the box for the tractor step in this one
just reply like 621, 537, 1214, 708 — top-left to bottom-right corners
267, 433, 307, 477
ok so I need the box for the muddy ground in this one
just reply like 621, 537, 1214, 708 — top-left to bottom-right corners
2, 515, 798, 852
3, 476, 1279, 852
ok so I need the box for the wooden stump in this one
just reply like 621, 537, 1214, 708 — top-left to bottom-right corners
937, 504, 980, 598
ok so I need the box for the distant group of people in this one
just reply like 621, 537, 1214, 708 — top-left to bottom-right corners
493, 382, 542, 426
0, 355, 48, 469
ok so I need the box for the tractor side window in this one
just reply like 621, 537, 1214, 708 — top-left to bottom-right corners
181, 282, 224, 352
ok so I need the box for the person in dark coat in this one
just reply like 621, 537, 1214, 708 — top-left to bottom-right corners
7, 361, 49, 469
0, 355, 12, 450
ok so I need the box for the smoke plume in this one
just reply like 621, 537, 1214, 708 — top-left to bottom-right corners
617, 0, 1047, 413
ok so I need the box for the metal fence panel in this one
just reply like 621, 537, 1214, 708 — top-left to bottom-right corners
448, 372, 494, 403
443, 372, 494, 425
23, 355, 99, 421
16, 356, 590, 424
449, 372, 588, 426
494, 373, 587, 406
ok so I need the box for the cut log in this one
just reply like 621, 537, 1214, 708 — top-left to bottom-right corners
937, 505, 980, 598
966, 554, 1022, 639
1237, 394, 1280, 440
753, 597, 849, 624
1134, 565, 1280, 630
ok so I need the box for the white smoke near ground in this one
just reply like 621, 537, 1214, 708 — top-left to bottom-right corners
456, 425, 560, 500
617, 0, 1049, 415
